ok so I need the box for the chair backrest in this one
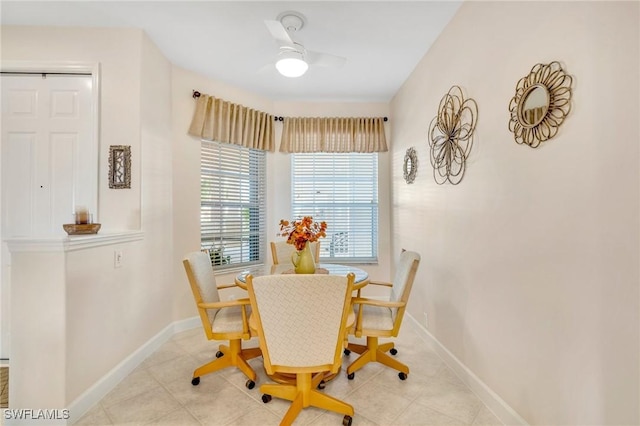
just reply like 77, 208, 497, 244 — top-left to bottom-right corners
270, 240, 320, 265
247, 273, 354, 375
183, 251, 221, 337
389, 250, 421, 323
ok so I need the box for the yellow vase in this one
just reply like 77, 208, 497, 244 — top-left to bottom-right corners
291, 241, 316, 274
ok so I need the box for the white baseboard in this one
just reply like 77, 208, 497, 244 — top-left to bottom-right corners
171, 316, 201, 334
67, 317, 200, 424
405, 313, 528, 426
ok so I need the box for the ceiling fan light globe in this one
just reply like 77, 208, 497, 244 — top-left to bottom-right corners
275, 53, 308, 78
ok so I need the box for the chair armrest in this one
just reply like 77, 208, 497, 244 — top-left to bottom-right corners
217, 282, 241, 290
352, 297, 404, 308
198, 298, 251, 309
367, 280, 393, 288
199, 298, 252, 336
351, 297, 405, 337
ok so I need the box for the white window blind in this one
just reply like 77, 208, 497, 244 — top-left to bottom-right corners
201, 140, 266, 269
291, 153, 378, 263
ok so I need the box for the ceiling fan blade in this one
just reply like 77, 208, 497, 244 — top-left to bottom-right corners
264, 20, 294, 46
306, 50, 347, 68
257, 62, 276, 75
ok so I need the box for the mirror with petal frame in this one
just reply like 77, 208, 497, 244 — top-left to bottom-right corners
508, 61, 573, 148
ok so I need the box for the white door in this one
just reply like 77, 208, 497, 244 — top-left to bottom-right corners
0, 73, 95, 360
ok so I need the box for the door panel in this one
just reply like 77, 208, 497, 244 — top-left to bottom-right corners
3, 132, 35, 236
6, 89, 38, 118
50, 133, 76, 232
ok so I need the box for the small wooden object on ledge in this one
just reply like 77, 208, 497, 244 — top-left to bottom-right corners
64, 207, 100, 234
63, 223, 101, 235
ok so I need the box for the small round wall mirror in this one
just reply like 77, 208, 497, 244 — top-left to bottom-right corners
403, 147, 417, 184
518, 84, 549, 127
508, 61, 573, 148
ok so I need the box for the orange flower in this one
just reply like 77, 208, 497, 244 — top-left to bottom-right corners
279, 217, 327, 251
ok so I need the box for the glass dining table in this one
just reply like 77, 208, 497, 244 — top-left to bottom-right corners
235, 263, 369, 290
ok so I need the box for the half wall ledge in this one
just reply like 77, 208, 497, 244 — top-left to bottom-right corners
5, 231, 144, 253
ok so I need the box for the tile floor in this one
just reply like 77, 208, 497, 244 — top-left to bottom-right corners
76, 323, 502, 425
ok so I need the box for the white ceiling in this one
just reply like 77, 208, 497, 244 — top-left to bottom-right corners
0, 1, 462, 102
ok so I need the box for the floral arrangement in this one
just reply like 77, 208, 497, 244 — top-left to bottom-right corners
279, 216, 327, 251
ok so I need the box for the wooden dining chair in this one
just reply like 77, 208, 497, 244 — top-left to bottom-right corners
246, 273, 355, 426
183, 251, 262, 389
344, 250, 421, 381
270, 240, 320, 265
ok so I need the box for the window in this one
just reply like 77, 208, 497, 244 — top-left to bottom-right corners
201, 141, 266, 269
291, 153, 378, 263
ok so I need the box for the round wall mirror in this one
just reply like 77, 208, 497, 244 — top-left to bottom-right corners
518, 84, 549, 127
508, 61, 573, 148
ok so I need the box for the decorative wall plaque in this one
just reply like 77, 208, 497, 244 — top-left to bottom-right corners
108, 145, 131, 189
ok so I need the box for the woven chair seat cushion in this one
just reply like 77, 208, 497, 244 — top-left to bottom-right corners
211, 305, 250, 333
356, 304, 394, 331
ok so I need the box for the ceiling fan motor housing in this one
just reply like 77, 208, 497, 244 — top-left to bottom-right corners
277, 11, 306, 33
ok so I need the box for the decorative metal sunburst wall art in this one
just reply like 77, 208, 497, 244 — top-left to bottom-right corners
508, 61, 573, 148
428, 85, 478, 185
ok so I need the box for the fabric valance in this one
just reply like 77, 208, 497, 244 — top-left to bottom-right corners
279, 117, 388, 153
188, 94, 275, 151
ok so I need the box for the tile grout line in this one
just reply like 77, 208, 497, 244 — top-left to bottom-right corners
148, 357, 209, 426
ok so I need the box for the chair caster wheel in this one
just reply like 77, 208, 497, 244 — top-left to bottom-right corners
317, 380, 326, 390
347, 372, 355, 380
246, 380, 255, 389
398, 372, 407, 380
343, 415, 353, 426
390, 348, 398, 355
215, 351, 224, 358
343, 349, 351, 356
191, 377, 200, 386
262, 394, 272, 403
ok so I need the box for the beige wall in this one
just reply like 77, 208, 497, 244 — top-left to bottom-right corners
390, 2, 639, 425
1, 26, 174, 405
10, 251, 66, 408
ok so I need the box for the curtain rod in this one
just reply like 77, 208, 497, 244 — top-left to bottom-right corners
192, 90, 388, 122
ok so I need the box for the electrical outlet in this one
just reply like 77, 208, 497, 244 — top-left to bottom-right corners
424, 312, 429, 329
114, 250, 123, 268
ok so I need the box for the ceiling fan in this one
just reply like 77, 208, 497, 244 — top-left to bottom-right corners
264, 11, 347, 78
